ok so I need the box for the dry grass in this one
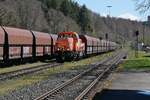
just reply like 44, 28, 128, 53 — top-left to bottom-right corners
0, 62, 47, 74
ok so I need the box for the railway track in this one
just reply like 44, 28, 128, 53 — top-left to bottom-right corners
0, 51, 117, 81
75, 52, 126, 100
0, 62, 61, 81
34, 50, 127, 100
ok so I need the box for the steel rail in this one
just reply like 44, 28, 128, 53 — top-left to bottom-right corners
0, 62, 60, 81
34, 51, 122, 100
75, 52, 126, 100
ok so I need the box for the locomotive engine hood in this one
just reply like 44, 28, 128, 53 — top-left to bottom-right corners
56, 38, 73, 51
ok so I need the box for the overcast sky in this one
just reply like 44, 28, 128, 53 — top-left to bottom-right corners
74, 0, 149, 21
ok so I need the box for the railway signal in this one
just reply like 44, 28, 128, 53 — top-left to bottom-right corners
135, 30, 139, 58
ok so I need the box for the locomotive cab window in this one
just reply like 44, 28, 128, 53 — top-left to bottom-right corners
58, 33, 78, 40
72, 34, 77, 39
58, 34, 67, 39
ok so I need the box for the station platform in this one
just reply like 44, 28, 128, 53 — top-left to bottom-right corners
110, 72, 150, 90
93, 72, 150, 100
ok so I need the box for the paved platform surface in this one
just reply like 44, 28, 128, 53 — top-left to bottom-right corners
93, 72, 150, 100
110, 72, 150, 90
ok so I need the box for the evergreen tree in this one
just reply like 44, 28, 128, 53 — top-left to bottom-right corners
40, 0, 58, 9
51, 0, 58, 9
78, 5, 91, 33
60, 0, 71, 16
70, 1, 80, 22
48, 0, 58, 9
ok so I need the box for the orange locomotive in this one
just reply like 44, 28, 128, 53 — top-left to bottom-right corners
55, 32, 85, 62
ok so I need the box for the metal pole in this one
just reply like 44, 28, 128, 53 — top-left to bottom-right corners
135, 31, 139, 58
107, 6, 112, 16
99, 37, 102, 53
142, 23, 145, 45
105, 33, 108, 51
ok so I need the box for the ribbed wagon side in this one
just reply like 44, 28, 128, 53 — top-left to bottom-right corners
28, 31, 58, 61
92, 38, 101, 54
0, 27, 4, 62
50, 34, 57, 56
79, 34, 117, 56
0, 26, 58, 66
31, 31, 53, 60
3, 27, 33, 63
101, 40, 107, 53
79, 35, 101, 56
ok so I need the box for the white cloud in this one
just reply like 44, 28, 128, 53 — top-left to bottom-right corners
101, 13, 107, 17
118, 13, 140, 21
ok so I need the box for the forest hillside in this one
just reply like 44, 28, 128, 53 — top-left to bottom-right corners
0, 0, 149, 44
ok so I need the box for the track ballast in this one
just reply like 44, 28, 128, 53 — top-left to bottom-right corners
34, 50, 127, 100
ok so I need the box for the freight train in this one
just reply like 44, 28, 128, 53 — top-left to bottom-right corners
0, 26, 118, 65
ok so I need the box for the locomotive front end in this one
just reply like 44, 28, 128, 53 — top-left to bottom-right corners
55, 32, 84, 62
55, 34, 73, 52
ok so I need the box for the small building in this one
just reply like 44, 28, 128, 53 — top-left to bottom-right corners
148, 16, 150, 24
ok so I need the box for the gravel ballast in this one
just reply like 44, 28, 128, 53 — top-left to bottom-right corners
0, 65, 90, 100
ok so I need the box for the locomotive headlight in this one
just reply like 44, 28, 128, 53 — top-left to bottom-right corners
76, 42, 80, 49
76, 42, 79, 47
57, 48, 60, 51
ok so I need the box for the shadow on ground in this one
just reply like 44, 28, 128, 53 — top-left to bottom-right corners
143, 55, 150, 58
93, 89, 150, 100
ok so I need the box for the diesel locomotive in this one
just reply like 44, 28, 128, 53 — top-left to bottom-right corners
55, 32, 117, 62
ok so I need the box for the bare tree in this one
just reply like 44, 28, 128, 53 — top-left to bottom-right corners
45, 9, 80, 34
0, 8, 5, 18
13, 0, 45, 30
0, 2, 18, 26
47, 9, 63, 33
0, 7, 6, 25
135, 0, 150, 13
